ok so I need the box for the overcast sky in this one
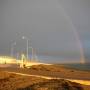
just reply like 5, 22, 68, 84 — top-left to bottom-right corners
0, 0, 90, 62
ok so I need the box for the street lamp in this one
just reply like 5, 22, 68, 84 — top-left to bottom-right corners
29, 47, 33, 60
22, 36, 29, 59
11, 42, 16, 57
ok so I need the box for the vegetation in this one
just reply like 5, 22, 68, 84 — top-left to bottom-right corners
0, 71, 83, 90
18, 79, 83, 90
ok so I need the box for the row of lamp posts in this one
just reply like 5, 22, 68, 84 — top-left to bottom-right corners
11, 36, 33, 60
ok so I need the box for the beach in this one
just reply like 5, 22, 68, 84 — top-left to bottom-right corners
0, 64, 90, 90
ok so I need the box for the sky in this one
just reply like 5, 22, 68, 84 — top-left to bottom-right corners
0, 0, 90, 63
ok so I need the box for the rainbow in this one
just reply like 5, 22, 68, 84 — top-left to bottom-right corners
57, 2, 85, 64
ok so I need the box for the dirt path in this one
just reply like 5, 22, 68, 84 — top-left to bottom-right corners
4, 71, 90, 85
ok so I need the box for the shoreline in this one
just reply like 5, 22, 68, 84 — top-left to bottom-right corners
55, 63, 90, 72
0, 64, 90, 90
0, 64, 90, 80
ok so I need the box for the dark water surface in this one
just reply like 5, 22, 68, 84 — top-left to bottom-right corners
61, 63, 90, 71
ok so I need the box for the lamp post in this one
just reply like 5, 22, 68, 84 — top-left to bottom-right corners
22, 36, 29, 59
29, 47, 33, 60
11, 42, 16, 57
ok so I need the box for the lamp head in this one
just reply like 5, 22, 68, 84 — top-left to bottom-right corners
22, 36, 25, 39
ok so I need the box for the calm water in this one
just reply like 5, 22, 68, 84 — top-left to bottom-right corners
61, 63, 90, 71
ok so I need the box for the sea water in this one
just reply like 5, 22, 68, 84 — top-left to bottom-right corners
62, 63, 90, 71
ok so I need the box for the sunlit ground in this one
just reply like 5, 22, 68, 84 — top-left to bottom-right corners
0, 56, 90, 90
